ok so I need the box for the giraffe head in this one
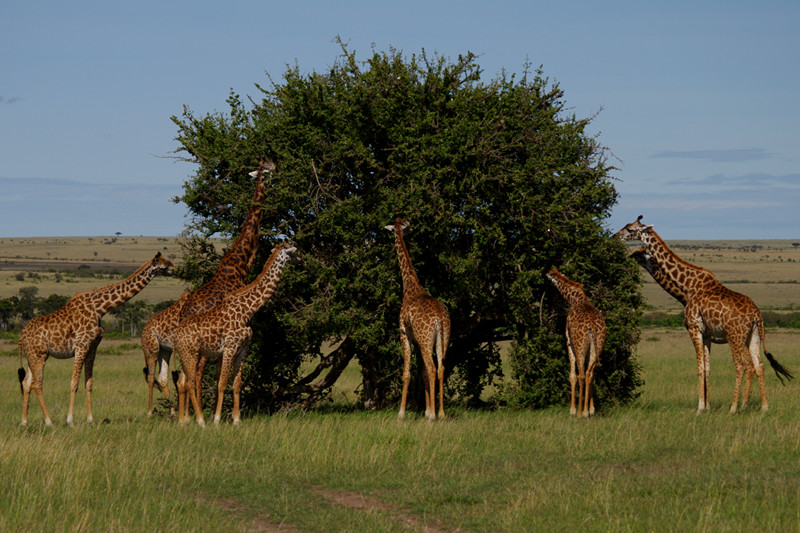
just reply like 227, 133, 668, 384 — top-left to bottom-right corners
546, 267, 581, 289
248, 157, 277, 178
148, 252, 176, 277
615, 215, 653, 242
272, 242, 299, 265
384, 218, 410, 235
629, 246, 655, 271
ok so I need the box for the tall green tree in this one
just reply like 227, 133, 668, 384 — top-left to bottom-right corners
172, 42, 642, 413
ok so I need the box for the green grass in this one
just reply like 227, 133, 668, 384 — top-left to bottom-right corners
2, 330, 800, 531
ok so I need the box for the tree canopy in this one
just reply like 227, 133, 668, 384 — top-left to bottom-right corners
172, 42, 643, 413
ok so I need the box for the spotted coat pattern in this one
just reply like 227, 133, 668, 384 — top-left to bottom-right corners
173, 243, 296, 426
385, 218, 450, 421
19, 252, 174, 426
618, 216, 792, 414
142, 159, 274, 417
546, 267, 606, 418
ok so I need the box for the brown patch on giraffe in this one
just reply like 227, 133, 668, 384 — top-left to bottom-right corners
310, 486, 462, 533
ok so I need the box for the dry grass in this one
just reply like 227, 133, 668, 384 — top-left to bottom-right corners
3, 330, 800, 531
0, 236, 226, 303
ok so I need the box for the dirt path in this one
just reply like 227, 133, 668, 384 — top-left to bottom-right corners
199, 486, 463, 533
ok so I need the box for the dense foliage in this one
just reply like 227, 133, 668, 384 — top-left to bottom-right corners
171, 42, 643, 413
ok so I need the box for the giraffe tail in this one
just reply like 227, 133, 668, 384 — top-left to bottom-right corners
765, 352, 793, 385
756, 314, 793, 385
17, 340, 26, 394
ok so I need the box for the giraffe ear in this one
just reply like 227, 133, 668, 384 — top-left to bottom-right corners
248, 170, 260, 178
384, 224, 395, 232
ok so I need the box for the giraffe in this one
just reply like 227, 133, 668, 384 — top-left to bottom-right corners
18, 252, 174, 426
617, 216, 793, 413
546, 267, 606, 418
629, 246, 779, 410
141, 290, 191, 416
384, 218, 451, 421
143, 158, 274, 417
174, 242, 297, 426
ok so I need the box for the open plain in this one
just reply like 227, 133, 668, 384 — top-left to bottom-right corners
1, 237, 800, 531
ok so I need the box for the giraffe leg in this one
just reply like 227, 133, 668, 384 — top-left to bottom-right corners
229, 337, 249, 426
22, 355, 52, 427
419, 342, 437, 421
231, 366, 244, 426
577, 360, 587, 419
747, 330, 768, 411
398, 326, 413, 420
66, 352, 87, 426
566, 329, 578, 417
183, 362, 205, 427
213, 348, 237, 425
437, 318, 449, 420
585, 341, 598, 418
741, 365, 755, 410
575, 334, 588, 418
176, 371, 187, 424
83, 341, 100, 424
196, 355, 208, 415
688, 329, 708, 413
176, 343, 205, 426
157, 349, 174, 416
728, 347, 745, 414
436, 347, 446, 419
145, 364, 156, 417
142, 331, 159, 416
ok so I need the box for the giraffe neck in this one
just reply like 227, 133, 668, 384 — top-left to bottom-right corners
393, 227, 425, 297
548, 270, 587, 307
215, 170, 267, 282
638, 228, 715, 294
181, 171, 267, 318
86, 261, 160, 315
227, 247, 291, 322
632, 249, 687, 305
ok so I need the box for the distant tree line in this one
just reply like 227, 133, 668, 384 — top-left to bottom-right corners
0, 287, 174, 336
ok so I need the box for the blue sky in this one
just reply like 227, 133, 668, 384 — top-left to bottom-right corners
1, 1, 798, 239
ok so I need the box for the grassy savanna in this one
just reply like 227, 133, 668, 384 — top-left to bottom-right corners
2, 238, 800, 531
2, 331, 800, 532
